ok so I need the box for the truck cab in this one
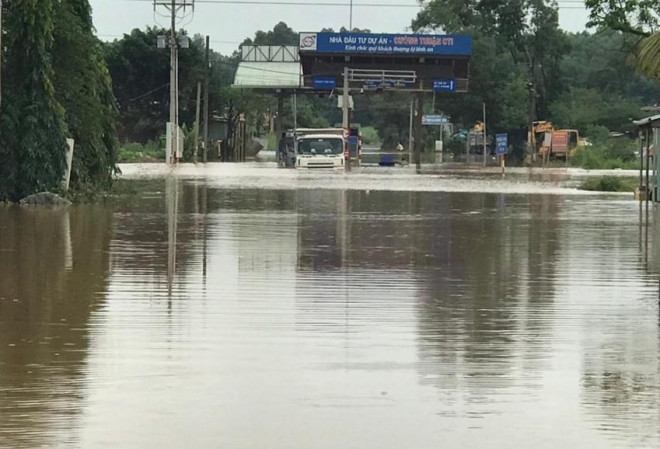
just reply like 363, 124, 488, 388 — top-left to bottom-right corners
296, 134, 345, 168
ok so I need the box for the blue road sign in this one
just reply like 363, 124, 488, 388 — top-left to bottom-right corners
422, 115, 449, 126
313, 76, 337, 90
299, 33, 472, 56
496, 133, 508, 155
433, 79, 456, 92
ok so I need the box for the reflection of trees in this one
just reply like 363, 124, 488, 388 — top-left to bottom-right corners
581, 323, 660, 445
0, 207, 113, 448
412, 194, 561, 404
294, 190, 562, 409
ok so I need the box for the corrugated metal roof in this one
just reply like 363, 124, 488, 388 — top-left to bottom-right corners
233, 62, 301, 89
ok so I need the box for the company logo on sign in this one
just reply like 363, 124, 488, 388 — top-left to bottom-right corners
300, 33, 317, 51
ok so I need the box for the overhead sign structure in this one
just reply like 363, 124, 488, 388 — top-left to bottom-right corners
422, 115, 449, 126
298, 32, 472, 93
433, 79, 456, 92
299, 32, 472, 56
496, 133, 508, 155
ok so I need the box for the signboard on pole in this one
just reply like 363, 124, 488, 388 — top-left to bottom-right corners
496, 133, 508, 155
433, 79, 456, 92
299, 33, 472, 56
422, 115, 449, 126
313, 76, 336, 90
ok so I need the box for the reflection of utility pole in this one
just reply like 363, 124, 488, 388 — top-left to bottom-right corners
154, 0, 195, 163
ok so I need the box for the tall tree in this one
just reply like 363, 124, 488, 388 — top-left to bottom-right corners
52, 0, 119, 189
0, 0, 68, 201
413, 0, 569, 125
585, 0, 659, 37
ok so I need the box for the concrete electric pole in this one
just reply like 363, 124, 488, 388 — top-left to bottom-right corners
154, 0, 195, 164
1, 0, 3, 116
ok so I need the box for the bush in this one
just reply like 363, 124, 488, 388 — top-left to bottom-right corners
571, 138, 638, 170
118, 141, 164, 163
580, 175, 635, 192
360, 126, 381, 146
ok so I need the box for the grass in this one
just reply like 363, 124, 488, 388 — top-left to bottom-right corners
579, 175, 636, 192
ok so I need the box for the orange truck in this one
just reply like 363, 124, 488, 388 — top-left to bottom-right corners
531, 121, 582, 160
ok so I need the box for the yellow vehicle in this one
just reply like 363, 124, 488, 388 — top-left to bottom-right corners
531, 121, 584, 160
531, 121, 554, 158
550, 129, 582, 159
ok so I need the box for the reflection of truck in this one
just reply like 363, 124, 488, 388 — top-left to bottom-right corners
281, 128, 361, 169
531, 121, 583, 160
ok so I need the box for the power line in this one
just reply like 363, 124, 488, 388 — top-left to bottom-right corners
111, 0, 589, 8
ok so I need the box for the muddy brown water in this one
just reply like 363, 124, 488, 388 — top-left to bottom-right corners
0, 167, 658, 448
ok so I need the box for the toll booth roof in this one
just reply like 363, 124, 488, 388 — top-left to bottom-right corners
233, 62, 301, 89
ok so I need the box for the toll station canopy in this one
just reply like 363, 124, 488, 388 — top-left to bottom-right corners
298, 32, 472, 93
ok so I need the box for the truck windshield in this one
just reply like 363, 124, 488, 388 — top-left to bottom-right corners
298, 137, 343, 155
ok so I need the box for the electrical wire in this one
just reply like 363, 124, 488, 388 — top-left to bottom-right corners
128, 82, 171, 102
116, 0, 589, 8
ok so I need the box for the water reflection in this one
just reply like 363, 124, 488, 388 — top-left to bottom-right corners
0, 206, 113, 448
0, 180, 658, 448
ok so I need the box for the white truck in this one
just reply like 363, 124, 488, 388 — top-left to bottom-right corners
294, 128, 346, 169
282, 128, 362, 169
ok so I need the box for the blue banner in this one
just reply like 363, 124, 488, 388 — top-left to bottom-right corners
300, 32, 472, 56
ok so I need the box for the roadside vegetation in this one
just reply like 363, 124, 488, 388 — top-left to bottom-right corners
580, 176, 637, 193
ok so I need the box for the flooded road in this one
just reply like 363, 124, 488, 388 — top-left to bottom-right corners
1, 167, 658, 448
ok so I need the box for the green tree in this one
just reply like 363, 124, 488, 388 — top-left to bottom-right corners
585, 0, 658, 36
0, 0, 68, 201
413, 0, 569, 140
52, 0, 119, 189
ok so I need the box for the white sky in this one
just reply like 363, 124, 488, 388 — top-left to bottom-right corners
90, 0, 591, 55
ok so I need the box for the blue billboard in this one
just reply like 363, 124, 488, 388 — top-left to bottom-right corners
299, 32, 472, 56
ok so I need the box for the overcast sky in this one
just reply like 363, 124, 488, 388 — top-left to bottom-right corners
90, 0, 591, 55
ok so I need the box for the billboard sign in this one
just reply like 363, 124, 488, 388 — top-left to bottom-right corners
299, 32, 472, 56
496, 133, 508, 155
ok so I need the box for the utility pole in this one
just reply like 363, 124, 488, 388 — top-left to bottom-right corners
194, 80, 201, 164
203, 35, 210, 163
342, 66, 351, 168
154, 0, 195, 163
349, 0, 353, 31
482, 102, 487, 167
408, 99, 413, 158
1, 0, 3, 116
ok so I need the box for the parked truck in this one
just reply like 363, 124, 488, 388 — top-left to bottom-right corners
531, 121, 584, 161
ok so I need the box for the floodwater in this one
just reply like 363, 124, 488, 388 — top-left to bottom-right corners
1, 165, 658, 449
